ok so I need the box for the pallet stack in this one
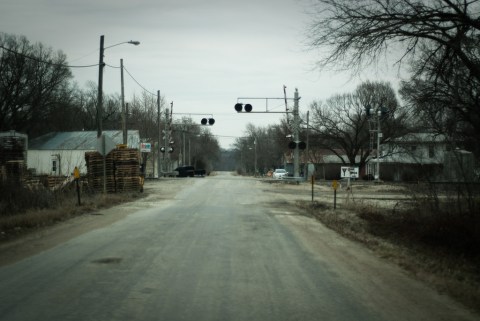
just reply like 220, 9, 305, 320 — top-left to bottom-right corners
0, 133, 27, 183
85, 148, 140, 193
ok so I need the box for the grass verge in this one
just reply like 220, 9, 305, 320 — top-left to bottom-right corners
298, 199, 480, 314
0, 185, 144, 241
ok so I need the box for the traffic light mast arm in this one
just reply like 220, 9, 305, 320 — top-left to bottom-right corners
236, 97, 295, 113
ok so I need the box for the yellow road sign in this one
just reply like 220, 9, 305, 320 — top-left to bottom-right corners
332, 179, 338, 190
74, 166, 80, 179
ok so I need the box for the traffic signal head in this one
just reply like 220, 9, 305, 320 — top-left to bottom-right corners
366, 105, 371, 117
298, 141, 306, 150
201, 118, 215, 125
288, 141, 297, 149
234, 103, 252, 112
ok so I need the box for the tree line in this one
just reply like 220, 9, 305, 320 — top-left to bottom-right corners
0, 33, 221, 169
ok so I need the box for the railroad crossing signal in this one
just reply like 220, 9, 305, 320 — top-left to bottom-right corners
201, 118, 215, 125
234, 103, 252, 112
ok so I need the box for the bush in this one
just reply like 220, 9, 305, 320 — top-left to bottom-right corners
0, 181, 57, 216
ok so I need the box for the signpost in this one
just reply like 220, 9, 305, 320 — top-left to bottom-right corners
140, 142, 152, 153
74, 166, 81, 206
332, 179, 338, 209
96, 134, 116, 193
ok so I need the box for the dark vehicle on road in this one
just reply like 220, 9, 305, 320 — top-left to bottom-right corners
174, 166, 195, 177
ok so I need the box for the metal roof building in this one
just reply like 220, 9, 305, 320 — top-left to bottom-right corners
28, 130, 140, 175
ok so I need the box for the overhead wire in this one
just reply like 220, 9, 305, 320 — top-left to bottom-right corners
1, 45, 157, 96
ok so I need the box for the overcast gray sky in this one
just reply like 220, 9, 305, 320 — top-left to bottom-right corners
1, 0, 401, 148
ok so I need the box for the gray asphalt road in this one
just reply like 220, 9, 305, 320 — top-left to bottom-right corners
0, 173, 477, 321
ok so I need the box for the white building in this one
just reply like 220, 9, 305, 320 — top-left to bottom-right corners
370, 133, 448, 181
28, 130, 140, 176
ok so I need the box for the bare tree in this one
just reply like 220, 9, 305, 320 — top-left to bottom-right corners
0, 33, 73, 136
307, 0, 480, 76
309, 81, 403, 172
307, 0, 480, 155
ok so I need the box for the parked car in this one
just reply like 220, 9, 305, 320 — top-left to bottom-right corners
174, 166, 195, 177
272, 168, 288, 179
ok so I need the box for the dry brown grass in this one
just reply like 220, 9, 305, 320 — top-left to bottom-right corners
0, 184, 143, 240
298, 198, 480, 313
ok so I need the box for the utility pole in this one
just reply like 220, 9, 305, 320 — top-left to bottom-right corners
97, 35, 105, 138
293, 88, 300, 178
120, 58, 127, 145
306, 110, 310, 178
163, 107, 170, 173
157, 90, 161, 178
254, 137, 257, 176
376, 110, 382, 181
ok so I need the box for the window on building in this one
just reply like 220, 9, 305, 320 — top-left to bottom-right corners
52, 160, 57, 172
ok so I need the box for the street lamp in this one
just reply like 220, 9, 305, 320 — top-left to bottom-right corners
97, 35, 140, 138
96, 35, 139, 193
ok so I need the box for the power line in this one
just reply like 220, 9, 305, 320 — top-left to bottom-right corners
122, 65, 157, 96
0, 45, 98, 68
2, 45, 158, 96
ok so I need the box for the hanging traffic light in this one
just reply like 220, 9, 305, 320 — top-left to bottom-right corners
298, 141, 306, 150
234, 103, 252, 112
201, 118, 215, 125
288, 141, 297, 149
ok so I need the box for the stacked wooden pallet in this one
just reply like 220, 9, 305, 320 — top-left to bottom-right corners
85, 148, 140, 193
0, 135, 27, 182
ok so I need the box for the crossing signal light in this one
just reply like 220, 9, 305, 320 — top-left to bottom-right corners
201, 118, 215, 125
234, 103, 253, 112
288, 141, 306, 149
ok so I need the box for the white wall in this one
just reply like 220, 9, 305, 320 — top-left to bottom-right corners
28, 150, 92, 175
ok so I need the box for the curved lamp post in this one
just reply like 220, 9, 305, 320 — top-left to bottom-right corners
96, 35, 140, 194
97, 35, 140, 138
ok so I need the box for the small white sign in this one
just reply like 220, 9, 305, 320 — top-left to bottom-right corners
140, 142, 152, 153
340, 166, 359, 178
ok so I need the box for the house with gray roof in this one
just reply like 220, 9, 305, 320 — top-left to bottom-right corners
27, 130, 140, 175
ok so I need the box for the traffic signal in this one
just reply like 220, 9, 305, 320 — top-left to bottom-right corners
288, 141, 306, 149
234, 103, 252, 112
365, 105, 371, 117
201, 118, 215, 125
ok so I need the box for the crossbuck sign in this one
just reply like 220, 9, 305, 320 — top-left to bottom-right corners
340, 166, 359, 178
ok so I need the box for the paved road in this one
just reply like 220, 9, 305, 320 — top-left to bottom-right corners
0, 173, 477, 321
